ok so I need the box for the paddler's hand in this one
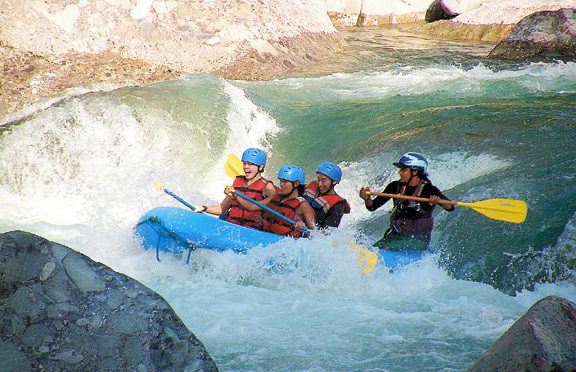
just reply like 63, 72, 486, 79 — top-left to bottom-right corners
428, 195, 441, 205
224, 185, 235, 197
192, 205, 208, 213
359, 187, 370, 200
295, 221, 305, 231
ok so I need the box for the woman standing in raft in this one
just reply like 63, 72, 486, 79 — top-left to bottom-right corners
199, 148, 277, 230
359, 152, 454, 251
303, 162, 351, 229
226, 165, 316, 237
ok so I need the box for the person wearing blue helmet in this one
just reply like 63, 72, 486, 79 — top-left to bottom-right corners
303, 161, 351, 228
228, 165, 315, 238
201, 148, 276, 230
359, 152, 454, 251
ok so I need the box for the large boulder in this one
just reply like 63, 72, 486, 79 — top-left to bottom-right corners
440, 0, 484, 17
0, 0, 339, 77
468, 296, 576, 372
489, 8, 576, 61
418, 0, 576, 42
0, 0, 343, 116
0, 230, 218, 372
425, 0, 455, 23
327, 0, 432, 27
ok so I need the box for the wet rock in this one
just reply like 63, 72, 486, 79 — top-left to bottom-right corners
416, 0, 574, 42
468, 296, 576, 372
489, 8, 576, 61
425, 0, 455, 22
0, 230, 218, 372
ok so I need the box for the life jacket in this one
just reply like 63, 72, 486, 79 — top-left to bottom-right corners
226, 176, 269, 229
303, 181, 351, 226
392, 180, 430, 218
388, 180, 434, 242
262, 195, 306, 238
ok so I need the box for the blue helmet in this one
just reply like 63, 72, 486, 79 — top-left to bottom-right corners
316, 161, 342, 184
393, 152, 428, 172
241, 148, 267, 167
277, 165, 305, 184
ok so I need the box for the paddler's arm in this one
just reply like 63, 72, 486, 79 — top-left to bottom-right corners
428, 189, 455, 211
262, 180, 278, 198
359, 186, 390, 211
195, 197, 227, 214
296, 200, 316, 230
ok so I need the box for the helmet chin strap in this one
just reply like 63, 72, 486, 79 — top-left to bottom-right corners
282, 181, 295, 197
406, 169, 421, 186
319, 180, 336, 196
328, 181, 336, 194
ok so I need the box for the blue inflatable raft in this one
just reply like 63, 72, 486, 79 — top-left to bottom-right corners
134, 207, 423, 268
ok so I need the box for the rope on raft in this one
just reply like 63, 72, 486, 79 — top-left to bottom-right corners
135, 215, 197, 264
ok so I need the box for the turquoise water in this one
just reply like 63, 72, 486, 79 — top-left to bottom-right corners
1, 27, 575, 370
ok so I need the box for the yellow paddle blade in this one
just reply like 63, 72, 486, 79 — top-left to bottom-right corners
224, 153, 243, 178
154, 182, 163, 191
457, 198, 528, 224
353, 243, 378, 273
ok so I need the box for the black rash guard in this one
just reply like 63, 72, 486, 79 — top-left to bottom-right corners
316, 201, 347, 228
366, 180, 454, 216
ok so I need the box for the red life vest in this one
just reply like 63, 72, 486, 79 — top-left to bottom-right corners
227, 176, 269, 229
304, 181, 351, 221
262, 195, 306, 238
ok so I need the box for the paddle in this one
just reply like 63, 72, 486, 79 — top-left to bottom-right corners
224, 153, 244, 178
234, 189, 378, 272
232, 190, 309, 233
154, 182, 197, 211
366, 191, 527, 223
224, 153, 378, 272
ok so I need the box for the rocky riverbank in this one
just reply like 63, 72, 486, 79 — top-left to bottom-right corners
0, 0, 340, 117
1, 0, 575, 118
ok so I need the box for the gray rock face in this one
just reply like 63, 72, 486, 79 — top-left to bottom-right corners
468, 295, 576, 372
0, 230, 218, 372
489, 8, 576, 61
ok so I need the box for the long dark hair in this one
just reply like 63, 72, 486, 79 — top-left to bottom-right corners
296, 184, 306, 196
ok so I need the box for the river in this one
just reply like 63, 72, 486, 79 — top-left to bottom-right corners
1, 26, 575, 371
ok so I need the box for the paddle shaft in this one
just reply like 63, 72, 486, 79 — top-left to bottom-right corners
162, 188, 197, 211
366, 191, 528, 224
233, 191, 309, 233
366, 191, 456, 206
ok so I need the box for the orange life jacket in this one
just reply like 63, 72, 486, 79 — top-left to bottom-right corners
227, 176, 270, 229
262, 195, 306, 238
303, 181, 350, 225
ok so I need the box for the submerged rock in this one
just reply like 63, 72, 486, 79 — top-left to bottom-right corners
489, 8, 576, 61
468, 296, 576, 372
0, 230, 218, 372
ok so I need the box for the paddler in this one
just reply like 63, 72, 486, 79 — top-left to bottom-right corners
226, 165, 316, 237
198, 148, 276, 230
303, 161, 351, 229
359, 152, 454, 251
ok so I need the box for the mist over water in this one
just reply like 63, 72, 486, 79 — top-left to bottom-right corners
1, 27, 575, 370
